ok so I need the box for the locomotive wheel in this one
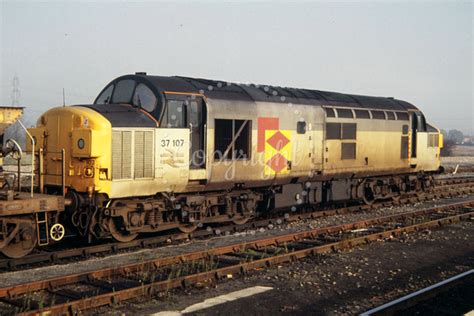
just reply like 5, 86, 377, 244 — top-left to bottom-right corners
178, 223, 198, 233
1, 225, 37, 258
107, 218, 138, 242
362, 187, 375, 205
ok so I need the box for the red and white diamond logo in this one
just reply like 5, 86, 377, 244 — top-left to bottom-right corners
266, 153, 288, 173
266, 131, 290, 151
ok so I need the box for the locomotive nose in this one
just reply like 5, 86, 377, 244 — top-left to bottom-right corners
27, 105, 112, 192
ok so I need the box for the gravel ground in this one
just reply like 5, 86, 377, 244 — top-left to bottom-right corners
441, 155, 474, 173
96, 221, 474, 316
450, 145, 474, 157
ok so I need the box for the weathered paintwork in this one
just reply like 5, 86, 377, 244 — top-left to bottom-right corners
29, 77, 441, 200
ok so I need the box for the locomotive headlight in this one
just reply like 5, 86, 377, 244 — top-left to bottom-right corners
84, 167, 94, 177
77, 138, 85, 149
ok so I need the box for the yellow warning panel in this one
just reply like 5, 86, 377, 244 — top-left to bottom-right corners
264, 130, 292, 175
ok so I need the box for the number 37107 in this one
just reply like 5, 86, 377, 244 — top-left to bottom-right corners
161, 139, 184, 147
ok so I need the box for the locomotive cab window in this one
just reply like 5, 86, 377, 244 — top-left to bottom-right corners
214, 119, 251, 160
96, 84, 114, 104
133, 83, 157, 112
112, 79, 136, 104
162, 100, 186, 128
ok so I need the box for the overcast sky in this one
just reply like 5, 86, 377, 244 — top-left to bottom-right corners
1, 1, 472, 134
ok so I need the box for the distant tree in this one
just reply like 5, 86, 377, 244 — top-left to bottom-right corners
440, 139, 455, 157
447, 129, 464, 144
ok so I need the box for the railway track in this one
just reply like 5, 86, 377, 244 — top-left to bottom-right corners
0, 199, 473, 315
361, 269, 474, 315
1, 177, 473, 271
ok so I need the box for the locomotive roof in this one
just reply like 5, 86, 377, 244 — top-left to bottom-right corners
99, 74, 419, 112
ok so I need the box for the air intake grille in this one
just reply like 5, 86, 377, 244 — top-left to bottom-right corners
112, 130, 132, 179
134, 131, 154, 178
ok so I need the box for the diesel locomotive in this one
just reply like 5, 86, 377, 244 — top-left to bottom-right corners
20, 73, 442, 248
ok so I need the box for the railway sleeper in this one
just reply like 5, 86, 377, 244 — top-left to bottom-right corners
216, 254, 245, 266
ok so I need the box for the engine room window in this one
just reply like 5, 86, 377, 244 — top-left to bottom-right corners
297, 121, 306, 134
336, 108, 353, 118
324, 108, 336, 118
341, 143, 356, 160
342, 123, 357, 140
96, 85, 114, 104
214, 119, 251, 160
164, 100, 186, 128
386, 111, 396, 120
371, 110, 386, 120
396, 112, 409, 120
133, 84, 157, 112
326, 123, 341, 139
327, 123, 357, 140
354, 109, 370, 119
112, 79, 136, 104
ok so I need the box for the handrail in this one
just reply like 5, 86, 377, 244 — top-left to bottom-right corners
17, 119, 34, 198
10, 149, 66, 191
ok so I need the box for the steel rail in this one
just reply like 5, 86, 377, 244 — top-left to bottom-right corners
0, 200, 472, 315
17, 210, 474, 315
360, 269, 474, 315
1, 180, 473, 271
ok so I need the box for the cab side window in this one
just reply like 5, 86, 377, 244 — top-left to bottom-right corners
417, 113, 427, 132
162, 100, 186, 128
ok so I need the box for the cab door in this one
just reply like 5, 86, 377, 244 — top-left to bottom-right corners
410, 112, 418, 161
410, 112, 426, 165
187, 97, 207, 178
161, 93, 208, 183
155, 98, 190, 191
